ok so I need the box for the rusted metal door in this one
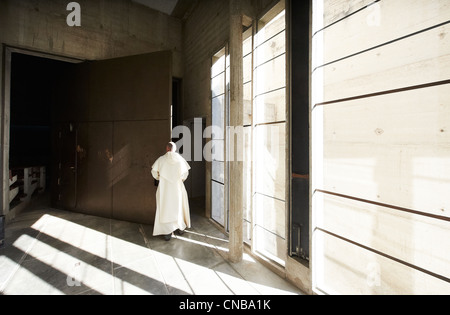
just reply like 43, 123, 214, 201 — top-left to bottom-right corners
52, 51, 172, 224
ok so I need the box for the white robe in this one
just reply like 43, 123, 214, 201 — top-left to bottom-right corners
151, 152, 191, 236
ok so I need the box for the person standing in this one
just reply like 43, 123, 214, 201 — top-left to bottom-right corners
151, 142, 191, 241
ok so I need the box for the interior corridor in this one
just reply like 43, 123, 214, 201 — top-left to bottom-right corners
0, 194, 303, 295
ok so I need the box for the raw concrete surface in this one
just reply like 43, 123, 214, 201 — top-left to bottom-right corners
0, 194, 303, 295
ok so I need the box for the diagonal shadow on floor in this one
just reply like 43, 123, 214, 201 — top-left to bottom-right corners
0, 194, 303, 295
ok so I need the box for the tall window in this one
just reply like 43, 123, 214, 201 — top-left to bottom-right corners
237, 1, 288, 266
211, 47, 230, 229
243, 26, 253, 245
211, 1, 287, 266
253, 4, 287, 266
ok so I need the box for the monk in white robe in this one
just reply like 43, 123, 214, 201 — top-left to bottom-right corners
151, 142, 191, 241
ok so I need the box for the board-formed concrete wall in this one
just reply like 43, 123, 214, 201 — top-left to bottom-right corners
312, 0, 450, 294
0, 0, 182, 74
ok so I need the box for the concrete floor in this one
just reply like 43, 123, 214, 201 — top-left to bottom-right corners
0, 195, 303, 295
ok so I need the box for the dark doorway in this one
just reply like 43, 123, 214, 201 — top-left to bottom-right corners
9, 53, 73, 207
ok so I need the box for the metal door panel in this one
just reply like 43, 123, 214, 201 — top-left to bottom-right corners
52, 51, 172, 224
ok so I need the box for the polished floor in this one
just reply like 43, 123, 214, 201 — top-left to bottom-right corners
0, 195, 303, 295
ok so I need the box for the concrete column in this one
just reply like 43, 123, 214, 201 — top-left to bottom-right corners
228, 0, 244, 263
1, 48, 11, 216
0, 47, 4, 216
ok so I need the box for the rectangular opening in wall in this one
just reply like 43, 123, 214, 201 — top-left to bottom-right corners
211, 46, 228, 229
243, 24, 253, 245
253, 0, 287, 267
8, 52, 75, 211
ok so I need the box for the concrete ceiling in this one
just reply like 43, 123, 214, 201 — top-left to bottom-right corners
132, 0, 179, 16
132, 0, 197, 20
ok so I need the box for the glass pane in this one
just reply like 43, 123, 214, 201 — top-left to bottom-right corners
254, 88, 286, 125
243, 126, 252, 222
254, 123, 286, 201
243, 220, 252, 245
243, 82, 252, 126
254, 30, 286, 67
211, 181, 225, 226
212, 160, 224, 183
254, 193, 286, 237
243, 27, 253, 56
243, 54, 253, 83
211, 139, 224, 162
254, 54, 286, 96
255, 10, 286, 48
211, 48, 226, 78
212, 96, 225, 139
211, 72, 225, 97
226, 65, 230, 92
254, 225, 286, 266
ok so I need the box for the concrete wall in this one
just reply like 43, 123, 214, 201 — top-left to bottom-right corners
183, 0, 230, 121
0, 0, 183, 75
312, 0, 450, 294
